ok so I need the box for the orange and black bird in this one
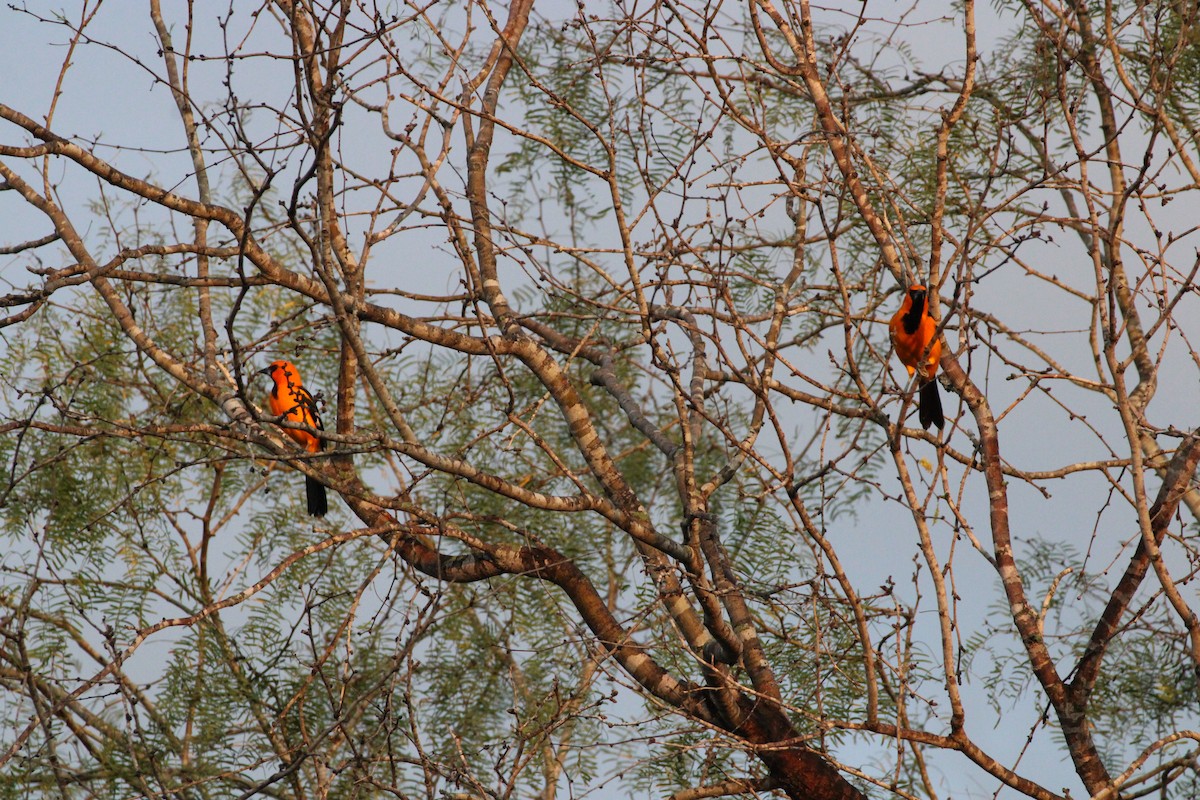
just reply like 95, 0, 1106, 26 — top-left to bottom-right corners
889, 284, 945, 431
259, 360, 328, 516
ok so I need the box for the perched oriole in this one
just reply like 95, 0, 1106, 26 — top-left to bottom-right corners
889, 285, 944, 431
259, 360, 328, 516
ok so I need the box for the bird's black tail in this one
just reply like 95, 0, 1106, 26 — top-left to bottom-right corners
919, 380, 945, 431
306, 475, 328, 517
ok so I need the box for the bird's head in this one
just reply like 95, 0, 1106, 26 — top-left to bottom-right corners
258, 360, 292, 380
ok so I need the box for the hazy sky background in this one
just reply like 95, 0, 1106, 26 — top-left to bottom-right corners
2, 2, 1197, 798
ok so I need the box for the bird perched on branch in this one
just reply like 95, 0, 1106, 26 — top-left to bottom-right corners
259, 359, 328, 516
889, 284, 945, 431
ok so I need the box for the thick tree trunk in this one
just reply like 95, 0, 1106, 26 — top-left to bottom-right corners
738, 699, 866, 800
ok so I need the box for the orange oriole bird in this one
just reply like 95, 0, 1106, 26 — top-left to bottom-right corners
259, 360, 328, 516
889, 284, 945, 431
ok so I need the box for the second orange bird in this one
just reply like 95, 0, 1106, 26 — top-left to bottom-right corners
259, 359, 328, 516
889, 285, 944, 431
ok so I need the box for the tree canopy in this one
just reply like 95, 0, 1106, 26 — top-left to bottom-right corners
1, 1, 1199, 798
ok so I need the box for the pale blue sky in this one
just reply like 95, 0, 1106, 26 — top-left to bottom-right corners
1, 3, 1197, 798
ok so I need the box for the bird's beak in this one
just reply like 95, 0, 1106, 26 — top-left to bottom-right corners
257, 365, 273, 376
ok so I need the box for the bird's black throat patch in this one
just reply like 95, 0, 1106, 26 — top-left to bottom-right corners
902, 290, 926, 335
